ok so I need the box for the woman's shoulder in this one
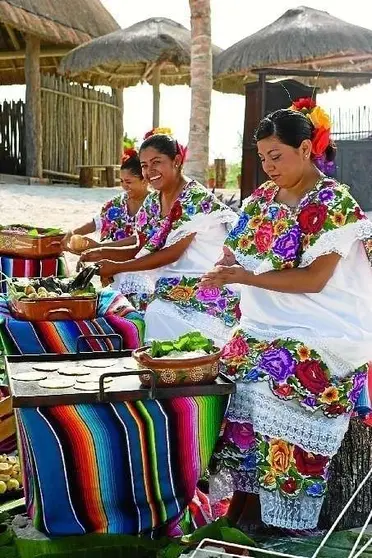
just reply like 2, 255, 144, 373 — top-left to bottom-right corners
240, 181, 276, 211
181, 179, 230, 212
100, 193, 126, 214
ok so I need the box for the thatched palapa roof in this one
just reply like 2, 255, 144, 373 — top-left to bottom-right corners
214, 6, 372, 93
0, 0, 119, 85
59, 17, 222, 88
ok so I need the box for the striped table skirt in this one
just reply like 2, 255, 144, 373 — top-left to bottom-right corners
0, 255, 68, 294
17, 394, 228, 536
0, 290, 145, 354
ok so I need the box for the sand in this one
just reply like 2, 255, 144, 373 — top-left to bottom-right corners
0, 182, 123, 272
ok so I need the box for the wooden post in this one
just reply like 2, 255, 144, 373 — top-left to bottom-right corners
79, 167, 94, 188
214, 159, 226, 188
105, 166, 115, 188
115, 88, 124, 164
152, 66, 161, 129
25, 35, 42, 178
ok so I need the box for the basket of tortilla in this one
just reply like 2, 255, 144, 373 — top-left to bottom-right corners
133, 332, 222, 387
0, 225, 65, 258
9, 267, 98, 322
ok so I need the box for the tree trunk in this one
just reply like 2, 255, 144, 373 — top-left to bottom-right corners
320, 419, 372, 530
25, 35, 42, 178
152, 66, 161, 129
184, 0, 212, 185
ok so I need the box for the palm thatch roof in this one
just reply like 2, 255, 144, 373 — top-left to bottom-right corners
59, 17, 222, 88
0, 0, 119, 85
213, 6, 372, 93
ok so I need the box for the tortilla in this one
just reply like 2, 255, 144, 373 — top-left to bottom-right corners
12, 371, 47, 382
74, 382, 100, 392
32, 364, 60, 372
76, 375, 113, 384
58, 366, 90, 376
82, 359, 119, 369
39, 378, 75, 389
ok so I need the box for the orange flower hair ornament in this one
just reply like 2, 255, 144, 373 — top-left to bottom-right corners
290, 98, 332, 158
143, 127, 188, 164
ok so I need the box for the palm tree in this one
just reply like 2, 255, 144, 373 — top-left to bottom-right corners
184, 0, 212, 184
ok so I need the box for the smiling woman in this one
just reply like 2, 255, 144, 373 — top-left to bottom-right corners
81, 131, 239, 346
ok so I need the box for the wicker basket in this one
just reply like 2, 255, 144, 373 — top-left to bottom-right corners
133, 346, 221, 387
0, 386, 16, 453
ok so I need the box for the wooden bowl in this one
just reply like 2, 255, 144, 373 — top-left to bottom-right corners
10, 296, 97, 322
133, 345, 221, 387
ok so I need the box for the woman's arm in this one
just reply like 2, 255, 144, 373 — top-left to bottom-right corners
99, 236, 137, 248
201, 252, 341, 294
91, 235, 196, 278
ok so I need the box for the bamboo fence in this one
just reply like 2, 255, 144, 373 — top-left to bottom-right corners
41, 74, 120, 179
0, 100, 25, 175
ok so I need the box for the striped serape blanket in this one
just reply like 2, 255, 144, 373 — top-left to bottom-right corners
18, 394, 228, 536
0, 290, 145, 354
0, 255, 67, 294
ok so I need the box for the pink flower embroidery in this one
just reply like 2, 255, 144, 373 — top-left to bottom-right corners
222, 335, 249, 360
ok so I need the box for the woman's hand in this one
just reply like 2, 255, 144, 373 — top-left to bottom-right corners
96, 260, 121, 279
201, 264, 247, 288
216, 246, 236, 267
80, 248, 103, 263
61, 230, 73, 251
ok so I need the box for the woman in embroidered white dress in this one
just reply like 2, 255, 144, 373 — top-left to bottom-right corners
202, 103, 372, 533
64, 152, 152, 311
81, 133, 239, 346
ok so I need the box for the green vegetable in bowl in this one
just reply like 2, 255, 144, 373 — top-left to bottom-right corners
150, 332, 214, 358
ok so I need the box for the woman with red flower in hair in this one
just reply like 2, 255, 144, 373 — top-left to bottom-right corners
81, 131, 239, 346
202, 104, 372, 534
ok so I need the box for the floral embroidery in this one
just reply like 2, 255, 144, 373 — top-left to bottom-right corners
155, 277, 240, 327
221, 329, 367, 417
257, 435, 330, 498
210, 418, 330, 499
226, 178, 368, 271
100, 194, 135, 242
136, 181, 230, 253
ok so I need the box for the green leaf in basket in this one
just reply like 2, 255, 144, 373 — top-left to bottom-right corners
27, 228, 39, 237
150, 332, 215, 358
44, 228, 63, 237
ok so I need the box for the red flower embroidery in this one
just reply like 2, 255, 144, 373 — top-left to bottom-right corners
281, 478, 298, 494
169, 200, 183, 222
292, 98, 316, 111
296, 360, 329, 395
293, 447, 329, 476
355, 206, 365, 220
255, 222, 274, 253
326, 403, 347, 416
311, 127, 330, 157
298, 204, 327, 234
273, 384, 294, 398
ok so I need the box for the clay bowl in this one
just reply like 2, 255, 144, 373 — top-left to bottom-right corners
133, 345, 222, 387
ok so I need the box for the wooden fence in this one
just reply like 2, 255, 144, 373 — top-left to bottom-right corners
41, 75, 121, 179
0, 100, 25, 175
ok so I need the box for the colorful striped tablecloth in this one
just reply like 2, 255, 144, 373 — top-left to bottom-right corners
0, 255, 68, 294
17, 394, 228, 536
0, 290, 145, 354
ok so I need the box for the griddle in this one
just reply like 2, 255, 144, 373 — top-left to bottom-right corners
5, 334, 235, 408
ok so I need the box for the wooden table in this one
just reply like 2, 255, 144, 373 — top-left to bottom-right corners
76, 164, 121, 188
